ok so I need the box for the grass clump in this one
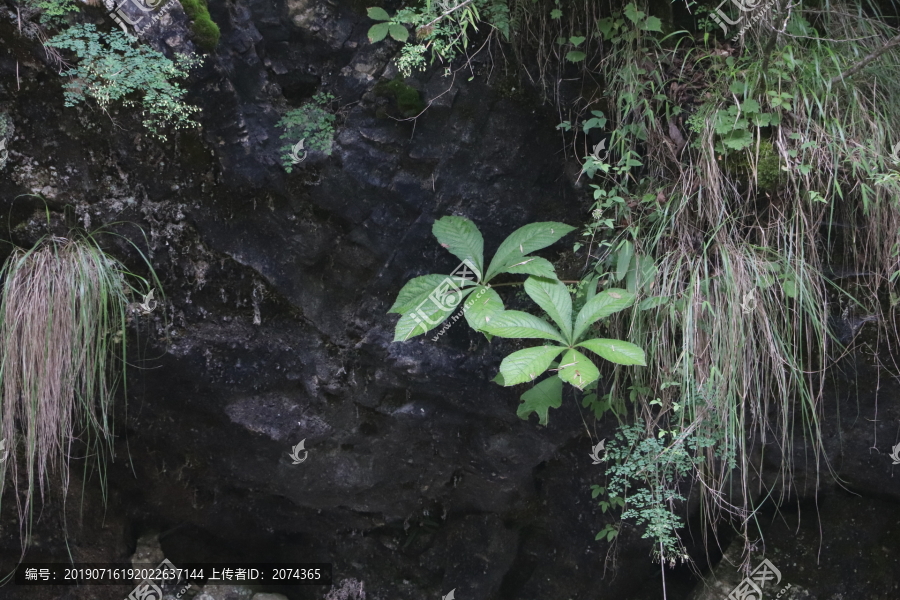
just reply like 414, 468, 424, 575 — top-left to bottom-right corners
567, 0, 900, 571
179, 0, 220, 52
0, 233, 160, 549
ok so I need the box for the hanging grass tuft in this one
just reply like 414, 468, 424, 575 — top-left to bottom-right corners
0, 233, 157, 547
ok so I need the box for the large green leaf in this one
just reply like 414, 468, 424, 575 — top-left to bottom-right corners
367, 6, 391, 20
485, 222, 575, 281
498, 345, 566, 386
432, 216, 484, 280
388, 274, 462, 314
392, 287, 475, 341
637, 254, 657, 293
577, 338, 646, 366
572, 288, 634, 342
503, 256, 557, 279
557, 349, 600, 390
517, 376, 564, 425
524, 277, 572, 343
463, 285, 504, 331
615, 240, 633, 282
481, 310, 566, 343
388, 23, 409, 41
367, 22, 390, 42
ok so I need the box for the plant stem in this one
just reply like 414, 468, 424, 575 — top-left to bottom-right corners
829, 32, 900, 85
421, 0, 477, 29
488, 280, 580, 288
661, 540, 667, 600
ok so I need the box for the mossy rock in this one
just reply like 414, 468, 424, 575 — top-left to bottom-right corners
723, 140, 782, 192
373, 77, 425, 118
179, 0, 220, 52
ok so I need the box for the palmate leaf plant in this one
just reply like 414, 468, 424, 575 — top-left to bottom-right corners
387, 215, 576, 342
485, 278, 646, 425
388, 216, 647, 427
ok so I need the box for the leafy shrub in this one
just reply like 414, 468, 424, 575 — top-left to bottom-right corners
388, 216, 646, 425
365, 0, 511, 76
46, 23, 202, 140
21, 0, 80, 25
277, 92, 337, 173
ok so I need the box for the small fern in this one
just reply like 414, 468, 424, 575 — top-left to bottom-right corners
46, 23, 202, 140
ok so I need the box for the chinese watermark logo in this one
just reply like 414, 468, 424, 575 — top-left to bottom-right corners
106, 0, 176, 37
723, 558, 787, 600
125, 559, 190, 600
289, 439, 309, 464
589, 439, 606, 464
707, 0, 778, 41
889, 442, 900, 465
289, 139, 308, 164
406, 259, 480, 339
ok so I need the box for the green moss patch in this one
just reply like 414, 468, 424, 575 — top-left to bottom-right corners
180, 0, 220, 52
374, 77, 426, 118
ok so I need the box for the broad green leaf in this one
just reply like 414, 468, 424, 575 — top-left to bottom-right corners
566, 50, 586, 63
625, 254, 638, 293
367, 22, 390, 42
498, 345, 566, 386
432, 216, 484, 279
782, 277, 797, 298
624, 3, 645, 23
573, 288, 635, 341
578, 338, 647, 366
722, 129, 753, 151
642, 15, 662, 31
482, 310, 567, 343
569, 35, 586, 46
388, 274, 458, 314
741, 98, 761, 113
550, 8, 562, 19
638, 295, 668, 310
393, 287, 476, 341
597, 17, 616, 37
557, 349, 600, 390
504, 256, 557, 279
463, 285, 504, 331
638, 255, 656, 293
583, 273, 598, 304
367, 6, 390, 20
517, 375, 563, 425
615, 240, 633, 281
524, 277, 573, 342
388, 23, 409, 41
485, 222, 576, 281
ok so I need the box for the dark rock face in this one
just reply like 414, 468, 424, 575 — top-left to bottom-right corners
0, 1, 899, 599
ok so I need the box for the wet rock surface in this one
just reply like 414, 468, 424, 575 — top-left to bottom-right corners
0, 0, 899, 599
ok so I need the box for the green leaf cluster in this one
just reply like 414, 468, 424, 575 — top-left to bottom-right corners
277, 92, 337, 173
388, 216, 647, 427
46, 24, 202, 141
365, 0, 511, 77
21, 0, 79, 25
